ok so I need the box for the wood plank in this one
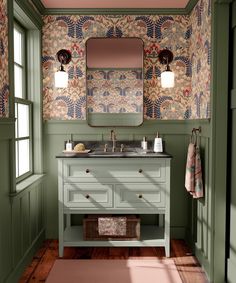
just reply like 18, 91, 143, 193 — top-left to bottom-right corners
172, 240, 209, 283
19, 239, 209, 283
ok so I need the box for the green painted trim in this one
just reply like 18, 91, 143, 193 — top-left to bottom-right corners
5, 229, 45, 283
185, 0, 199, 14
210, 1, 230, 282
31, 0, 45, 15
43, 119, 211, 137
43, 7, 188, 15
14, 0, 43, 28
11, 174, 45, 197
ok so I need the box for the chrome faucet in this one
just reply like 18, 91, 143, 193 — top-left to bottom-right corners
110, 130, 116, 152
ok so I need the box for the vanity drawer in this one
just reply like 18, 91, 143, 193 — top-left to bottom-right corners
63, 159, 166, 182
64, 184, 113, 208
115, 183, 166, 208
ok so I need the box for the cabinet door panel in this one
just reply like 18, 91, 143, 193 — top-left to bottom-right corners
64, 184, 113, 208
115, 183, 166, 209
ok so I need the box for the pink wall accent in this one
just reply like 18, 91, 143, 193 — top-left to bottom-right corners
86, 38, 143, 68
41, 0, 189, 9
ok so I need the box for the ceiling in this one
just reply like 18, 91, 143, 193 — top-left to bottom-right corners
40, 0, 190, 9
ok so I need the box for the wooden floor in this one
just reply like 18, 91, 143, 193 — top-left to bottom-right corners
19, 239, 209, 283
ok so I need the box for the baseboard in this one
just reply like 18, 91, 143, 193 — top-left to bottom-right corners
5, 229, 45, 283
195, 243, 211, 282
170, 226, 186, 239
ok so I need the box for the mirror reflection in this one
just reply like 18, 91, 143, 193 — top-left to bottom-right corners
86, 38, 144, 127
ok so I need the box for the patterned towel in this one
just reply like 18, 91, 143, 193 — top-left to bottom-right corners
98, 217, 127, 236
185, 143, 204, 198
185, 143, 196, 193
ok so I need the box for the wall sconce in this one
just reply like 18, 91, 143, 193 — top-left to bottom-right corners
159, 49, 175, 88
55, 49, 72, 88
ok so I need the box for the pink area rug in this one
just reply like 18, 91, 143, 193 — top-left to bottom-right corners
46, 259, 183, 283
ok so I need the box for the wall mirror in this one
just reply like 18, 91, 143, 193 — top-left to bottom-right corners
86, 37, 144, 127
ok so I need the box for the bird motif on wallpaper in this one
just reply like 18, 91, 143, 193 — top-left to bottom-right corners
131, 103, 143, 113
56, 16, 95, 39
98, 103, 114, 113
68, 66, 83, 79
98, 70, 114, 80
55, 96, 86, 118
145, 66, 161, 80
144, 95, 173, 119
106, 26, 123, 38
0, 84, 9, 117
87, 87, 98, 97
115, 87, 130, 96
135, 16, 174, 39
131, 70, 143, 80
174, 56, 192, 77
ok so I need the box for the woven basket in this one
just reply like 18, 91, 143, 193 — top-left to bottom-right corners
83, 215, 140, 241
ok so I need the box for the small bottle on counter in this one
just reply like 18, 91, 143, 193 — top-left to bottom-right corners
153, 132, 163, 153
65, 140, 73, 151
141, 136, 148, 150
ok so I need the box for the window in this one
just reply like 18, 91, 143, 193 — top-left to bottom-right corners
14, 23, 33, 180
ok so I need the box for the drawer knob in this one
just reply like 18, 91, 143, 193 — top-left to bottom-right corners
85, 194, 90, 199
138, 194, 143, 198
138, 169, 143, 173
85, 169, 90, 173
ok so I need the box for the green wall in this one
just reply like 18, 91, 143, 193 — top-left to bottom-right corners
43, 119, 211, 245
227, 0, 236, 281
0, 121, 45, 283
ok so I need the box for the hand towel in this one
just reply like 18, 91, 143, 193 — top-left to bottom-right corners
192, 146, 204, 198
185, 142, 204, 198
185, 143, 196, 193
98, 217, 127, 236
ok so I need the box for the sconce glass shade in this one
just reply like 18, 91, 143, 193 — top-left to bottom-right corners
55, 70, 68, 88
161, 70, 175, 88
54, 49, 71, 88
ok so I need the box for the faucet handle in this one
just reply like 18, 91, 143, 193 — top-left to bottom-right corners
104, 143, 108, 152
120, 144, 124, 152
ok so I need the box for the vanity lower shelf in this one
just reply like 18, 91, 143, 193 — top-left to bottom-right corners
63, 225, 165, 247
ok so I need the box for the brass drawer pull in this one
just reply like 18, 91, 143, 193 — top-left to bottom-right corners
138, 194, 143, 199
85, 194, 90, 199
86, 169, 90, 173
139, 169, 143, 173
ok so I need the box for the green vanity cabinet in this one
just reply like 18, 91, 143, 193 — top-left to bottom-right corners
57, 157, 171, 257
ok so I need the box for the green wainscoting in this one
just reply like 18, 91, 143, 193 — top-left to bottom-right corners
43, 120, 211, 266
227, 0, 236, 282
0, 121, 45, 283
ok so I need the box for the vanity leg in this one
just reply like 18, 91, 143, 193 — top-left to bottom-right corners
58, 160, 64, 258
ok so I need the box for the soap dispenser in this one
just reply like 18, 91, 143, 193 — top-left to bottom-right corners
65, 139, 73, 151
141, 136, 148, 150
154, 132, 163, 153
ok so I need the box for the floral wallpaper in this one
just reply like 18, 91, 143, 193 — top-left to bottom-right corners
87, 69, 143, 113
42, 0, 211, 120
189, 0, 211, 119
0, 0, 9, 118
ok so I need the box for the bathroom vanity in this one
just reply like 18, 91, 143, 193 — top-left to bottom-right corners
57, 150, 171, 257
